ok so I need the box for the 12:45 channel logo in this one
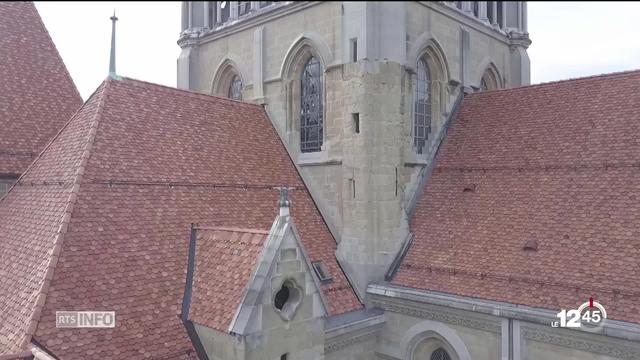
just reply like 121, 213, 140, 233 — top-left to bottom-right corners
551, 298, 607, 332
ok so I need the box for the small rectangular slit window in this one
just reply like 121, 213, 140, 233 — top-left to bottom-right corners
281, 354, 288, 360
352, 113, 360, 134
312, 261, 332, 282
350, 38, 358, 62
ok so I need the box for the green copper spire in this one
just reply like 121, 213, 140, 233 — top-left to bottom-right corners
109, 11, 118, 78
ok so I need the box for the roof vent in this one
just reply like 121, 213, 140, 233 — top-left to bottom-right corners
463, 184, 476, 193
312, 261, 332, 282
523, 239, 538, 252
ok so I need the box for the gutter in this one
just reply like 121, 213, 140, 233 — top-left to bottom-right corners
179, 224, 210, 360
181, 223, 198, 321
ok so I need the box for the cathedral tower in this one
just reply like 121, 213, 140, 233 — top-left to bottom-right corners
177, 1, 531, 297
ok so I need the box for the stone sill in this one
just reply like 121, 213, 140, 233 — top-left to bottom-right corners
297, 150, 342, 167
404, 151, 429, 167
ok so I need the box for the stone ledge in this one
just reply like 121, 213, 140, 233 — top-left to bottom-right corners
370, 297, 502, 334
368, 283, 640, 342
521, 326, 640, 360
324, 308, 385, 354
297, 150, 342, 167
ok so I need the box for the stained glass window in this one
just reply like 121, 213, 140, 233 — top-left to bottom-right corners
480, 77, 489, 91
228, 75, 243, 100
430, 348, 452, 360
300, 57, 323, 153
414, 59, 431, 154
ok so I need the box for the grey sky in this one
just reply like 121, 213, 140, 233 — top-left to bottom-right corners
35, 2, 640, 100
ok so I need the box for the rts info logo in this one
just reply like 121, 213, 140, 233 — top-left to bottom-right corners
56, 311, 116, 328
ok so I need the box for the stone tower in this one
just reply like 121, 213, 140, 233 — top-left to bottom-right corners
177, 1, 531, 297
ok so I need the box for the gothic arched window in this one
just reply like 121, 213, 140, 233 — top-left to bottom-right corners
414, 59, 431, 154
300, 57, 323, 153
228, 75, 243, 100
430, 348, 452, 360
480, 65, 501, 92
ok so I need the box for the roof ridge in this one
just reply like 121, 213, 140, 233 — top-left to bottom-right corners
197, 226, 270, 234
0, 81, 106, 205
117, 76, 264, 109
22, 78, 111, 347
32, 2, 82, 102
469, 67, 640, 97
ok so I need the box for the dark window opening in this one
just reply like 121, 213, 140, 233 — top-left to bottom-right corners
274, 284, 290, 310
207, 1, 215, 27
238, 1, 252, 16
280, 354, 288, 360
497, 1, 504, 28
487, 1, 494, 23
312, 261, 332, 282
220, 1, 230, 22
431, 348, 452, 360
352, 113, 360, 134
350, 38, 358, 62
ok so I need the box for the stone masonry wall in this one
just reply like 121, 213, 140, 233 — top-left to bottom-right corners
181, 0, 530, 295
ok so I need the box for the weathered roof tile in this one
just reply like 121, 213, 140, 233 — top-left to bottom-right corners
394, 70, 640, 325
0, 2, 82, 176
0, 77, 360, 358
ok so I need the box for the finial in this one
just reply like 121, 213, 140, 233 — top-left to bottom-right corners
274, 187, 295, 217
109, 10, 118, 79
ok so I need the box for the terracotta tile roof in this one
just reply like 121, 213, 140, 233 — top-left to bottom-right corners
0, 82, 105, 356
0, 2, 82, 176
394, 70, 640, 325
0, 77, 360, 358
189, 227, 269, 332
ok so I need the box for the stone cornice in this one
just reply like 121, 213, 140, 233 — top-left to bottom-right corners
521, 326, 640, 360
368, 283, 640, 343
324, 310, 385, 353
370, 297, 501, 334
417, 1, 511, 45
324, 328, 379, 354
374, 352, 400, 360
178, 2, 322, 48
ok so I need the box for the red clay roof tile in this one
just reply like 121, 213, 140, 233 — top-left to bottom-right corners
0, 77, 360, 358
394, 69, 640, 325
0, 2, 82, 176
189, 228, 269, 332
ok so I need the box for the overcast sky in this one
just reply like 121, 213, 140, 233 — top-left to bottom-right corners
35, 2, 640, 100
